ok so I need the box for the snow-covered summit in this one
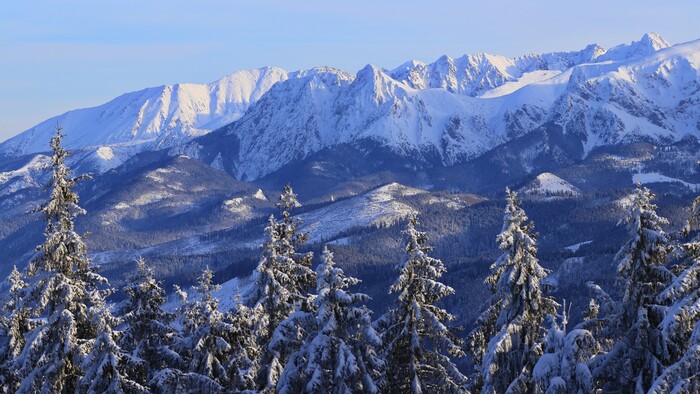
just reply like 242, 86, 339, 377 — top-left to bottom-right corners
520, 173, 580, 200
597, 32, 671, 62
0, 67, 289, 157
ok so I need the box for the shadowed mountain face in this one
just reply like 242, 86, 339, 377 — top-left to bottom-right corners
1, 34, 700, 325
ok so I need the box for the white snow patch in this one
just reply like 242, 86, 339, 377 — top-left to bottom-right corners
633, 172, 700, 190
565, 241, 593, 253
479, 70, 562, 98
223, 197, 252, 217
155, 167, 184, 175
132, 192, 169, 206
424, 195, 468, 210
326, 236, 353, 246
253, 189, 267, 201
95, 146, 114, 160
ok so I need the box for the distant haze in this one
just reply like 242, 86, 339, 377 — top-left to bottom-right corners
1, 0, 699, 142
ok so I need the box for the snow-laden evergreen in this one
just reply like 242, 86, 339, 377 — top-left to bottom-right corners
468, 188, 557, 394
649, 190, 700, 392
277, 247, 383, 394
377, 214, 467, 394
14, 126, 109, 393
249, 184, 316, 391
575, 283, 617, 356
79, 306, 146, 393
590, 184, 672, 393
0, 266, 32, 391
118, 258, 183, 389
650, 260, 700, 392
226, 300, 260, 391
532, 302, 597, 394
175, 267, 233, 391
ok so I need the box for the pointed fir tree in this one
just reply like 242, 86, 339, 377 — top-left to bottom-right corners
14, 125, 109, 393
468, 188, 558, 394
79, 305, 146, 394
118, 258, 183, 389
590, 184, 672, 393
0, 266, 33, 392
277, 247, 383, 394
249, 184, 316, 391
649, 189, 700, 393
377, 214, 468, 394
532, 301, 597, 394
175, 267, 233, 391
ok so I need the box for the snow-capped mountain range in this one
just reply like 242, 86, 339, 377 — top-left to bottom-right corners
4, 32, 700, 325
1, 33, 699, 182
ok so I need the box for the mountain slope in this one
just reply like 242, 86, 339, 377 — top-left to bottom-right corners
190, 35, 700, 180
0, 67, 289, 157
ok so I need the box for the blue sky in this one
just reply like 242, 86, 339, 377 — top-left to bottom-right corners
1, 0, 699, 142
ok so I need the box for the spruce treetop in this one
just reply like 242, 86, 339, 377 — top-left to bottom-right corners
30, 125, 92, 275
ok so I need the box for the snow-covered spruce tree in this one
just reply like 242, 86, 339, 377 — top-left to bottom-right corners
590, 184, 672, 393
175, 267, 233, 391
249, 184, 316, 391
0, 266, 33, 391
79, 305, 146, 393
226, 300, 260, 391
0, 315, 7, 392
468, 188, 558, 394
649, 190, 700, 393
118, 257, 183, 389
574, 282, 617, 356
532, 302, 597, 394
15, 125, 109, 393
277, 247, 383, 394
377, 214, 468, 394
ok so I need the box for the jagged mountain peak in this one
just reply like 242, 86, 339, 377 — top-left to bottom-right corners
640, 32, 671, 50
598, 32, 671, 62
351, 64, 409, 103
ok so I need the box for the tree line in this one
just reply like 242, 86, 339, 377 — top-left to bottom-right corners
0, 127, 699, 393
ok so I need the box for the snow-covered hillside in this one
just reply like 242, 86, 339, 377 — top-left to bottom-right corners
0, 154, 50, 197
521, 173, 581, 200
300, 182, 420, 243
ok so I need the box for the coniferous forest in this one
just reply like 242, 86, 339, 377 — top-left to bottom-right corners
1, 128, 700, 394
